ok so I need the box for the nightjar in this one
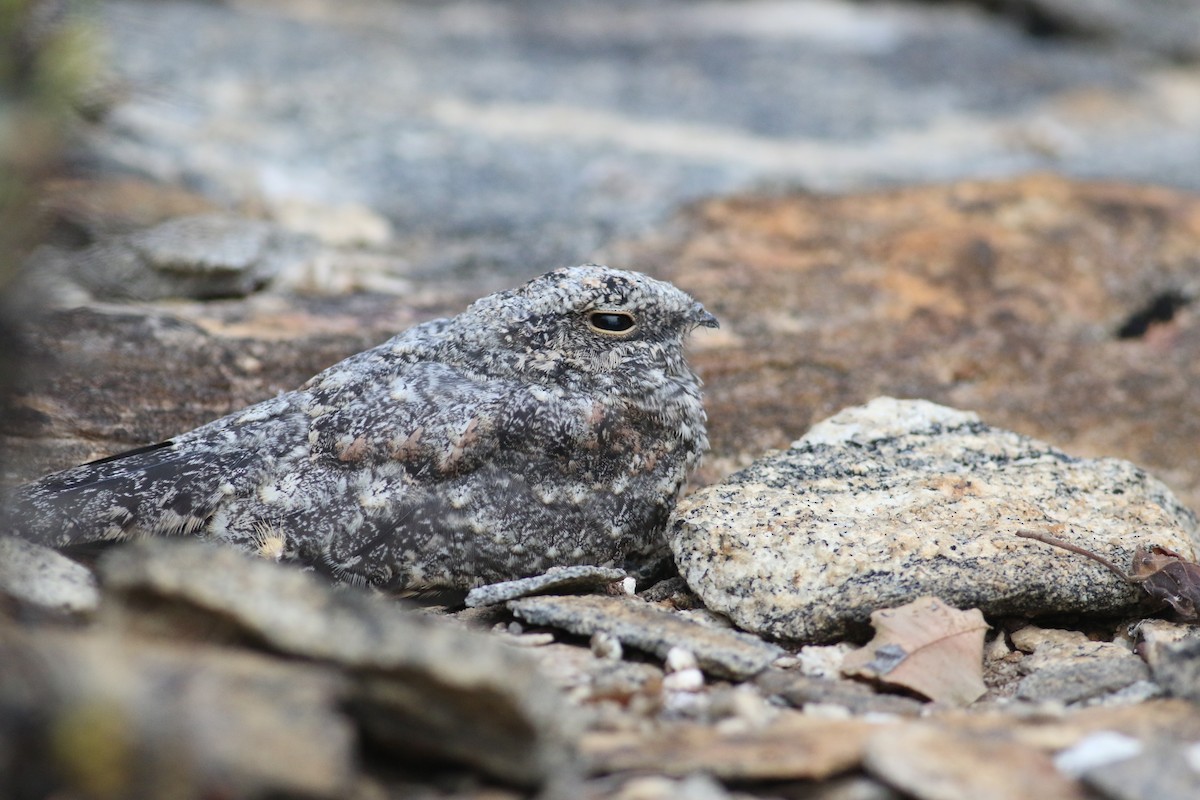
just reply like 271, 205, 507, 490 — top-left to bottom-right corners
4, 265, 718, 590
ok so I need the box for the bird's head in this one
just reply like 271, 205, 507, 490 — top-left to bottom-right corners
459, 264, 718, 394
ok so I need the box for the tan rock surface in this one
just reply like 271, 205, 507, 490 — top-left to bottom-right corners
615, 174, 1200, 512
864, 723, 1087, 800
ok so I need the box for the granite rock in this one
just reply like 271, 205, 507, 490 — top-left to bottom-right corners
669, 397, 1199, 643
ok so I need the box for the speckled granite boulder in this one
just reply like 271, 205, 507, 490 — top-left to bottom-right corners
669, 398, 1200, 643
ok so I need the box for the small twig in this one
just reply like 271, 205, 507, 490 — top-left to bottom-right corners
1014, 530, 1131, 583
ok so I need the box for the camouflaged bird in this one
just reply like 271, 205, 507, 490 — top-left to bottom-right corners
4, 265, 717, 590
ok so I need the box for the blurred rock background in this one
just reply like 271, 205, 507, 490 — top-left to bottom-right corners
60, 0, 1200, 281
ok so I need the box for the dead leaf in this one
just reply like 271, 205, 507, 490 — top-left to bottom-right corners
841, 596, 988, 706
1128, 545, 1200, 620
1016, 531, 1200, 621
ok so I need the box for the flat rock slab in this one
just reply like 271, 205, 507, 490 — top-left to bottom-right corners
755, 670, 926, 717
508, 594, 783, 680
98, 539, 576, 787
0, 624, 354, 799
669, 397, 1200, 643
582, 715, 876, 781
465, 565, 628, 608
864, 723, 1086, 800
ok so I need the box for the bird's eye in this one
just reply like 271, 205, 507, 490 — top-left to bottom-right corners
587, 311, 637, 335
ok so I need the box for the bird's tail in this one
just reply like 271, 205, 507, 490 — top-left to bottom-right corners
2, 438, 258, 549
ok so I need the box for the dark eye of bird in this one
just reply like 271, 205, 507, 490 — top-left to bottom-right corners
588, 311, 636, 333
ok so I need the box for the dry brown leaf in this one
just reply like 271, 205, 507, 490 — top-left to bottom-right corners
1129, 546, 1200, 619
1016, 530, 1200, 621
841, 596, 988, 706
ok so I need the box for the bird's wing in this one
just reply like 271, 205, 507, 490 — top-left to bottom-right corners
3, 393, 305, 548
305, 352, 617, 479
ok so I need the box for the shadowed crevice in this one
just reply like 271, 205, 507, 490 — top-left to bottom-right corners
1116, 290, 1191, 339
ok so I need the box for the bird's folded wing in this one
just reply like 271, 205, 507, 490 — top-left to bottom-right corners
305, 358, 613, 478
2, 399, 302, 548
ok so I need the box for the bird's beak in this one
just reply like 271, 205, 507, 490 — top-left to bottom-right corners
691, 305, 719, 330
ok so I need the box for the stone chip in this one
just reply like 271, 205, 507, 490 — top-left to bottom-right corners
509, 594, 783, 680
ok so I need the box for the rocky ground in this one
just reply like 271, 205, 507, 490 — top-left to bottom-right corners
3, 0, 1200, 798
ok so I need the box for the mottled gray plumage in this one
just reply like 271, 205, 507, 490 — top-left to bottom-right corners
4, 266, 717, 590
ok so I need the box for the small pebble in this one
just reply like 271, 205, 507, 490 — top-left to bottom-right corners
712, 686, 776, 730
665, 647, 699, 674
591, 631, 624, 661
505, 633, 555, 647
802, 703, 854, 720
985, 633, 1013, 660
1186, 742, 1200, 772
796, 643, 855, 678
